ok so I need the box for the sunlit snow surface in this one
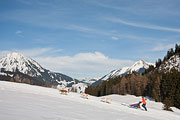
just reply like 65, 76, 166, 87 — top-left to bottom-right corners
0, 81, 180, 120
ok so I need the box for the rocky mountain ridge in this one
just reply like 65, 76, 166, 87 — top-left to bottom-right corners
0, 52, 78, 87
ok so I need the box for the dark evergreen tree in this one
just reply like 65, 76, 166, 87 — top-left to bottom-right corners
167, 48, 174, 59
156, 58, 162, 68
175, 44, 180, 55
145, 65, 155, 73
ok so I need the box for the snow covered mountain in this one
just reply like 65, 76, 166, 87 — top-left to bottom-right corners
0, 52, 78, 87
92, 60, 154, 86
159, 55, 180, 72
0, 52, 45, 76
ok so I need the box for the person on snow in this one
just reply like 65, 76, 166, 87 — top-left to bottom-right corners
141, 96, 147, 111
129, 101, 141, 108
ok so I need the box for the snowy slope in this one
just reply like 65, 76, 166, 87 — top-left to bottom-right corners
0, 81, 180, 120
159, 55, 180, 71
0, 52, 77, 86
92, 60, 154, 86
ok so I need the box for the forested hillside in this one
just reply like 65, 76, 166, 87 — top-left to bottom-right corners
86, 44, 180, 109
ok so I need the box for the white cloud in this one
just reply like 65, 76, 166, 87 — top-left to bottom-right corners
111, 36, 119, 40
34, 52, 134, 79
15, 30, 23, 37
152, 44, 175, 51
106, 18, 180, 33
16, 30, 22, 34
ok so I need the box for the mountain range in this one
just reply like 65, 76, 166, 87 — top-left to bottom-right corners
0, 52, 78, 87
92, 60, 154, 86
0, 52, 155, 87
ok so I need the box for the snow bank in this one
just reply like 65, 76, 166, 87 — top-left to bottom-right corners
0, 81, 180, 120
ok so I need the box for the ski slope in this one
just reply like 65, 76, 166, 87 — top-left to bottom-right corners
0, 81, 180, 120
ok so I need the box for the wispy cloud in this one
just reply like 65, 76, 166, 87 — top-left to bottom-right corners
67, 25, 96, 33
152, 44, 175, 51
20, 48, 63, 57
0, 47, 63, 57
15, 30, 23, 37
2, 6, 164, 43
66, 24, 180, 43
66, 25, 119, 37
90, 0, 180, 17
111, 36, 119, 40
89, 1, 125, 11
66, 24, 160, 43
106, 18, 180, 33
16, 30, 22, 34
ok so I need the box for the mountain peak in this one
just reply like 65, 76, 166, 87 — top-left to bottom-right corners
0, 52, 44, 76
92, 60, 154, 86
130, 60, 151, 71
133, 60, 150, 66
132, 60, 145, 66
6, 52, 25, 58
0, 52, 76, 87
7, 52, 22, 56
5, 52, 29, 61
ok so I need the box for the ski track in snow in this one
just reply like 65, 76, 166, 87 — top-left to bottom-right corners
0, 81, 180, 120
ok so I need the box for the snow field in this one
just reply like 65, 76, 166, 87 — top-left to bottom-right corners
0, 81, 180, 120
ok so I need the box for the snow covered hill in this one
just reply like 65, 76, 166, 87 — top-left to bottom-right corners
159, 55, 180, 71
0, 81, 180, 120
92, 60, 154, 86
0, 52, 78, 87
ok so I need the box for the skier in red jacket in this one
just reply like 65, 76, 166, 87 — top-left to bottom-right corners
141, 96, 147, 111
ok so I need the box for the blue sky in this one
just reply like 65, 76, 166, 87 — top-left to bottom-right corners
0, 0, 180, 79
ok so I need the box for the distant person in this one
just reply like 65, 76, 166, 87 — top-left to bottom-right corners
79, 86, 82, 93
141, 96, 147, 111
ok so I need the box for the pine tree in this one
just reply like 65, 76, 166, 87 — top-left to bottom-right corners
167, 48, 174, 59
156, 58, 162, 68
175, 44, 180, 55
